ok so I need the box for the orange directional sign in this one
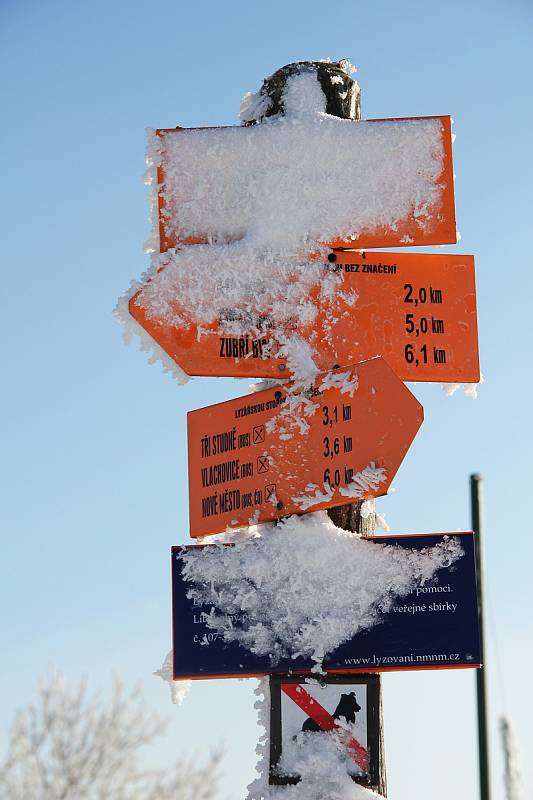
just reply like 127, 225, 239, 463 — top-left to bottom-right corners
187, 357, 423, 537
130, 251, 479, 384
154, 115, 456, 252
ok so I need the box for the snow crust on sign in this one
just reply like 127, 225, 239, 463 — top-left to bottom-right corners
240, 89, 273, 126
118, 70, 456, 389
339, 464, 387, 499
279, 686, 367, 779
143, 128, 162, 254
113, 277, 190, 384
292, 463, 386, 511
441, 372, 483, 399
182, 512, 464, 668
247, 679, 385, 800
127, 240, 355, 385
155, 112, 444, 250
153, 650, 191, 704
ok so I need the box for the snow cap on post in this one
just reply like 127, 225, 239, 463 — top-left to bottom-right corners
240, 59, 361, 124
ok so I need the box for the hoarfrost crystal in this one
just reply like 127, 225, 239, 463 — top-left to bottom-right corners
182, 512, 464, 668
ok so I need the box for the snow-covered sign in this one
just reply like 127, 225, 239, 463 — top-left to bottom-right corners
150, 116, 456, 252
269, 675, 380, 787
171, 531, 480, 679
187, 357, 423, 537
129, 250, 479, 383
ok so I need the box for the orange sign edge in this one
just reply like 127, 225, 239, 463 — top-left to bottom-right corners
154, 115, 457, 253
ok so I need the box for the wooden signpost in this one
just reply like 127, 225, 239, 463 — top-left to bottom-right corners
187, 357, 423, 537
130, 250, 479, 383
121, 58, 482, 799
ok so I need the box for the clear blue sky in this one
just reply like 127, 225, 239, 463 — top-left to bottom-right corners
1, 0, 532, 797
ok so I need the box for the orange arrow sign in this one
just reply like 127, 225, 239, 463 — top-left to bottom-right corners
187, 357, 423, 538
129, 251, 479, 383
153, 115, 456, 253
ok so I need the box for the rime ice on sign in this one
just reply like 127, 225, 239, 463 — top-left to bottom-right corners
275, 678, 374, 783
186, 357, 423, 537
152, 116, 455, 252
128, 250, 479, 384
117, 77, 458, 385
172, 529, 480, 678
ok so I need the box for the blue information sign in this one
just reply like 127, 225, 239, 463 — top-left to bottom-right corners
171, 533, 480, 679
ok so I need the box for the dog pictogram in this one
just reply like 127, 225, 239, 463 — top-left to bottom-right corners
301, 691, 361, 733
281, 683, 368, 773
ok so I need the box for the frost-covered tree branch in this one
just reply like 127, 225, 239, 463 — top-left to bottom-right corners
0, 671, 222, 800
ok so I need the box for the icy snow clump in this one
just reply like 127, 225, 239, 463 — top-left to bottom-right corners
182, 512, 464, 668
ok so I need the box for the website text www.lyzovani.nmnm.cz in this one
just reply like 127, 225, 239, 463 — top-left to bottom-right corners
343, 652, 468, 668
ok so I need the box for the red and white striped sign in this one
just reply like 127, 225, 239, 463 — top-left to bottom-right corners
281, 682, 368, 772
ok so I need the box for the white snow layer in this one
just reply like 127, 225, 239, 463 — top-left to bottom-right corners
247, 678, 385, 800
153, 650, 191, 704
113, 276, 190, 384
122, 109, 446, 384
118, 74, 452, 387
138, 243, 331, 328
182, 512, 464, 668
143, 128, 163, 254
240, 88, 273, 125
240, 61, 357, 125
441, 371, 484, 399
338, 464, 387, 499
155, 114, 444, 251
292, 464, 386, 512
280, 72, 329, 119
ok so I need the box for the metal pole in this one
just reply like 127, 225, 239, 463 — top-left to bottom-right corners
471, 473, 490, 800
